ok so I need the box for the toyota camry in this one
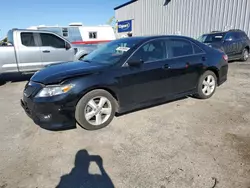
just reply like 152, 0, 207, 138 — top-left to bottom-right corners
21, 35, 228, 130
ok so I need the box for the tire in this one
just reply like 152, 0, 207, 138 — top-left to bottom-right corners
0, 79, 6, 86
241, 48, 249, 61
75, 89, 117, 130
195, 70, 217, 99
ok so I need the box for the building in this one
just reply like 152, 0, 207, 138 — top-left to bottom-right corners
114, 0, 250, 38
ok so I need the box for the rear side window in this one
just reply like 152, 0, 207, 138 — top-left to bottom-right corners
40, 33, 65, 48
193, 43, 204, 54
21, 32, 36, 47
232, 32, 241, 40
239, 32, 249, 39
166, 39, 193, 58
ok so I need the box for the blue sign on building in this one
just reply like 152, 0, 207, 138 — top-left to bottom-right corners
117, 20, 132, 33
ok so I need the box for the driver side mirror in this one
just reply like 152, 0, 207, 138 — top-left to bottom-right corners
65, 42, 71, 50
127, 59, 143, 67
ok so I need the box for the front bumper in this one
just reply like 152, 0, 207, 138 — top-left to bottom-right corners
21, 94, 76, 131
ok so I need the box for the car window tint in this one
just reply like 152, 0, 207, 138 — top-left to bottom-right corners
193, 43, 204, 54
131, 40, 166, 63
232, 32, 241, 40
224, 33, 234, 41
239, 32, 248, 39
21, 32, 36, 47
199, 33, 225, 43
166, 39, 193, 58
40, 33, 65, 48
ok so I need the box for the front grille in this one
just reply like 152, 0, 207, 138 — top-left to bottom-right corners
23, 81, 43, 98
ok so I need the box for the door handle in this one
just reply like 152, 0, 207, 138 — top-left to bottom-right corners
42, 50, 50, 53
162, 64, 170, 69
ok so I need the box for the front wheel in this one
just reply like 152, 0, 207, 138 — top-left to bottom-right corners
195, 71, 217, 99
75, 89, 117, 130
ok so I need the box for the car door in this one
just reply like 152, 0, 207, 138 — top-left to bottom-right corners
235, 32, 245, 55
232, 32, 243, 56
38, 33, 75, 67
117, 39, 172, 106
223, 33, 237, 58
16, 32, 43, 72
165, 38, 205, 95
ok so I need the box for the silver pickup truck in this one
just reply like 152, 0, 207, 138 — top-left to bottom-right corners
0, 29, 97, 81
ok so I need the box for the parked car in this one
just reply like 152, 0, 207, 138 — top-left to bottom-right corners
0, 29, 98, 82
21, 35, 228, 131
198, 29, 250, 61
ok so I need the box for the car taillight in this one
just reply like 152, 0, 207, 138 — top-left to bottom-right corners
223, 54, 228, 61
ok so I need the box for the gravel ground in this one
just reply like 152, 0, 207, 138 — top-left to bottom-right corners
0, 62, 250, 188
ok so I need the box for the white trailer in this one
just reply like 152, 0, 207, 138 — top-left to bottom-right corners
37, 24, 116, 44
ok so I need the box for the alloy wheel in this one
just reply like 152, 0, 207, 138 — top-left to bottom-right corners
244, 50, 249, 61
202, 75, 216, 96
84, 96, 112, 126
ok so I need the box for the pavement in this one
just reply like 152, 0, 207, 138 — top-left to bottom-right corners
0, 62, 250, 188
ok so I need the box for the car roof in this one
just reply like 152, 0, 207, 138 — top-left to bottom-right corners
203, 29, 245, 36
10, 29, 53, 33
117, 35, 194, 42
203, 31, 228, 35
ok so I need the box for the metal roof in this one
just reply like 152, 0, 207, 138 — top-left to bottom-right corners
114, 0, 137, 10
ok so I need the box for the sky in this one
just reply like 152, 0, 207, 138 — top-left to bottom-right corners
0, 0, 128, 38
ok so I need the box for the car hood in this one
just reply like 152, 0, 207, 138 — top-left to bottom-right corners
31, 61, 108, 85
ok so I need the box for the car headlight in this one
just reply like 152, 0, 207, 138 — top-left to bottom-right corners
35, 84, 75, 98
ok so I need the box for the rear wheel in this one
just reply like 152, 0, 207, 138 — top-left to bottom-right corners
75, 89, 117, 130
241, 48, 249, 61
195, 71, 217, 99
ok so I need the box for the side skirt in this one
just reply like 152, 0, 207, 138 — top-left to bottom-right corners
117, 90, 196, 115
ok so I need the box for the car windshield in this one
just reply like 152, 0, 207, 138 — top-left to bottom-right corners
81, 38, 143, 64
198, 33, 226, 43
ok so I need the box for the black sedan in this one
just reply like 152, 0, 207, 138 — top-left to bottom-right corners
21, 35, 228, 130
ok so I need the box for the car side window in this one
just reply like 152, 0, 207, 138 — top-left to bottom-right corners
239, 32, 248, 40
232, 32, 241, 40
166, 39, 193, 58
193, 43, 204, 54
224, 33, 235, 41
130, 40, 166, 63
40, 33, 65, 48
21, 32, 36, 47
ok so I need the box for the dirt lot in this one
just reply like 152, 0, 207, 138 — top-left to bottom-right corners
0, 61, 250, 188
